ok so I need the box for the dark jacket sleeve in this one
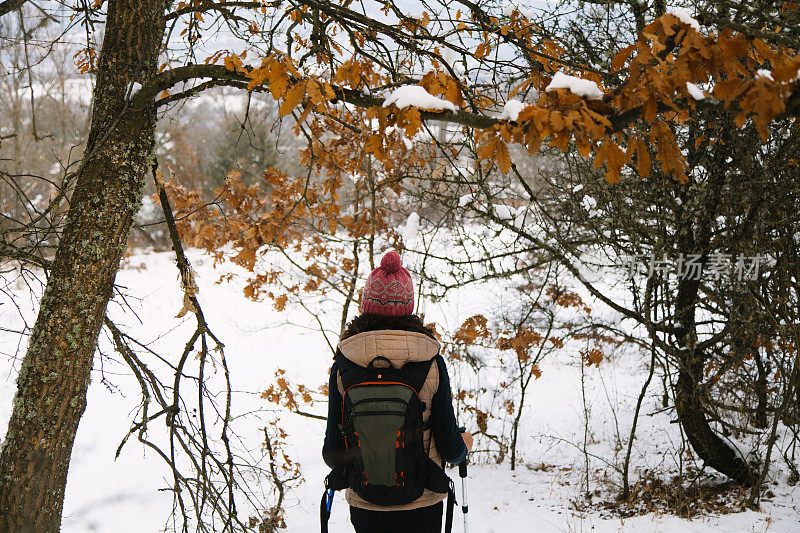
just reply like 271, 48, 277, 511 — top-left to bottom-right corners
430, 354, 468, 465
322, 361, 346, 469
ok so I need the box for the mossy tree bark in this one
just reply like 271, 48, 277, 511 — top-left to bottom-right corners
0, 0, 166, 530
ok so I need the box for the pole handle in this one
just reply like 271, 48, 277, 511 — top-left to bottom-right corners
325, 489, 334, 512
457, 425, 468, 477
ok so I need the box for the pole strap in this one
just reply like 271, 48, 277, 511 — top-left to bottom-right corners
320, 483, 335, 533
444, 479, 456, 533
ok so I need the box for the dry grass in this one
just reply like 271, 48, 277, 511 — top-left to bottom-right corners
600, 471, 759, 518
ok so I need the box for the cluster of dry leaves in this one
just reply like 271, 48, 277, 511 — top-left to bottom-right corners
215, 11, 800, 186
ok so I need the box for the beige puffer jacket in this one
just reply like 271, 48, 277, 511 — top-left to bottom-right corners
335, 329, 447, 511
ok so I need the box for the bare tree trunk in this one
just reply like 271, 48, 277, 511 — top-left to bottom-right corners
674, 347, 757, 485
669, 120, 759, 487
0, 1, 165, 530
673, 240, 758, 486
753, 348, 770, 429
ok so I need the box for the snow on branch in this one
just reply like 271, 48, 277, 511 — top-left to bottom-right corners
686, 82, 705, 101
382, 85, 458, 112
667, 7, 701, 32
498, 99, 530, 121
546, 71, 604, 100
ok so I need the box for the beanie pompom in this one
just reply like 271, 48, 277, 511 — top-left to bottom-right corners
360, 250, 414, 316
380, 251, 402, 273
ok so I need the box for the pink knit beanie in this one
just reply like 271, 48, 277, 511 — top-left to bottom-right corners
360, 251, 415, 317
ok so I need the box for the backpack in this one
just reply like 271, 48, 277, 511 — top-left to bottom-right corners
320, 352, 458, 532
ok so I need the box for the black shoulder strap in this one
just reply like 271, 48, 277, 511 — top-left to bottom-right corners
397, 357, 435, 394
334, 350, 373, 391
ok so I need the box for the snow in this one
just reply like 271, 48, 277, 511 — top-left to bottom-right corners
126, 81, 142, 98
28, 194, 45, 209
501, 0, 539, 20
546, 71, 604, 100
189, 87, 273, 114
498, 98, 532, 121
458, 193, 476, 207
402, 211, 420, 244
493, 203, 517, 221
667, 7, 701, 32
382, 85, 458, 112
686, 82, 705, 101
756, 69, 774, 81
300, 63, 328, 77
135, 196, 158, 225
720, 435, 756, 465
1, 246, 798, 532
572, 183, 584, 193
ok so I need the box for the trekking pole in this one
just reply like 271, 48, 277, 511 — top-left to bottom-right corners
457, 426, 469, 533
320, 487, 334, 533
459, 459, 468, 533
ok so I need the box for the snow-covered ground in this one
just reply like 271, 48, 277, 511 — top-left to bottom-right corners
1, 250, 797, 532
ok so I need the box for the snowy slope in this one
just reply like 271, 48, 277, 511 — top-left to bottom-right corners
0, 250, 797, 532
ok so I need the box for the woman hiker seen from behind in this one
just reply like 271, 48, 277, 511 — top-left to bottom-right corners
322, 250, 473, 532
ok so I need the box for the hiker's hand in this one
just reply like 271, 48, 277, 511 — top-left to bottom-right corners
461, 431, 473, 452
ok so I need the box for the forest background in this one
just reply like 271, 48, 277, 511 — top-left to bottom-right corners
1, 0, 799, 531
